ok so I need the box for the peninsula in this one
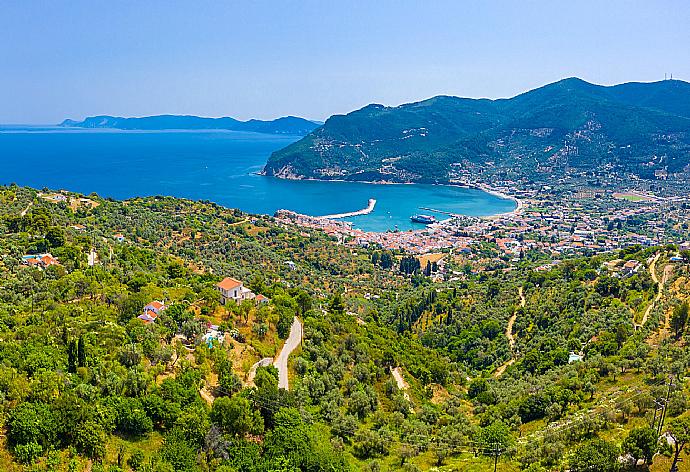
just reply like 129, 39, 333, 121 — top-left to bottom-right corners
60, 114, 321, 136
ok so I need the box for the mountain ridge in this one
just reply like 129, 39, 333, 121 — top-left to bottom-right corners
60, 114, 321, 136
263, 78, 690, 183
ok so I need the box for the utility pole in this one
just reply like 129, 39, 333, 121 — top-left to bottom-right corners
492, 443, 502, 472
651, 399, 664, 430
25, 285, 34, 314
658, 376, 675, 436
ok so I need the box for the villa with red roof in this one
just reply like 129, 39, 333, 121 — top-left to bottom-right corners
22, 253, 60, 269
138, 300, 168, 324
216, 277, 256, 305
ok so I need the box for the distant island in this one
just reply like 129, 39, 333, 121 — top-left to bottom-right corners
60, 114, 321, 136
263, 77, 690, 183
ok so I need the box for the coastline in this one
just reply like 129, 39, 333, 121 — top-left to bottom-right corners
474, 184, 523, 219
261, 173, 523, 220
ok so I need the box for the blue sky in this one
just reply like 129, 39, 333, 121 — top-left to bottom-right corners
1, 0, 688, 123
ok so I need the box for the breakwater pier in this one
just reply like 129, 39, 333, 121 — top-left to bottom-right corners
317, 199, 377, 219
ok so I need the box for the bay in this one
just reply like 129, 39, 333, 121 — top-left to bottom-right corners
0, 127, 515, 232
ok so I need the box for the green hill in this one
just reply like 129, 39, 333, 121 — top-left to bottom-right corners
1, 185, 689, 471
263, 78, 690, 182
60, 114, 320, 136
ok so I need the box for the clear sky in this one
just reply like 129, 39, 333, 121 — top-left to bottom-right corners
1, 0, 688, 124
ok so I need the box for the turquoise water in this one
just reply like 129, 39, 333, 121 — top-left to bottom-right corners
0, 127, 515, 232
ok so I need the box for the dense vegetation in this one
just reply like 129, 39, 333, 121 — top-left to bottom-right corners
263, 78, 690, 182
0, 185, 689, 471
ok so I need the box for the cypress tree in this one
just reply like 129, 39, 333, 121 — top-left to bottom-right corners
77, 335, 86, 367
67, 339, 77, 373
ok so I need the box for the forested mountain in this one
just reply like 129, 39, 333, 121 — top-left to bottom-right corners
60, 115, 320, 136
1, 185, 689, 471
263, 78, 690, 182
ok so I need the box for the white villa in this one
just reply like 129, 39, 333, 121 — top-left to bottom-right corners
216, 277, 255, 305
138, 300, 168, 324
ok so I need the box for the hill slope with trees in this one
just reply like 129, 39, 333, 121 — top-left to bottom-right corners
263, 78, 690, 183
0, 185, 689, 471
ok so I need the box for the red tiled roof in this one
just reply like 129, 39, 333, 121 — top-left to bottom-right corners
41, 255, 58, 265
217, 277, 242, 290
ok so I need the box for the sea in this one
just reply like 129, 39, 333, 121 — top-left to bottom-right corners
0, 127, 515, 232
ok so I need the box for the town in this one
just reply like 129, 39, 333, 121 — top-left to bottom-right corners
275, 177, 690, 272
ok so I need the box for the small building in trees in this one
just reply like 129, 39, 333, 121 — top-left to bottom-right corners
22, 253, 60, 269
138, 300, 168, 323
621, 259, 640, 278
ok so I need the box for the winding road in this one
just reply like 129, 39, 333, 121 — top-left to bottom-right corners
506, 286, 525, 350
247, 357, 273, 386
659, 265, 674, 332
637, 253, 670, 330
494, 286, 525, 378
20, 201, 32, 217
273, 316, 302, 390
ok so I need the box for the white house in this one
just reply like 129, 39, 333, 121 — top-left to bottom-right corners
138, 300, 167, 323
216, 277, 255, 305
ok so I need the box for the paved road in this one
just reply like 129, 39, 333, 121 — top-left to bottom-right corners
247, 357, 273, 386
273, 317, 302, 390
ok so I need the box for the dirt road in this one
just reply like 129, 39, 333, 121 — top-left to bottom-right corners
505, 286, 525, 350
494, 286, 525, 378
638, 253, 668, 329
391, 367, 411, 401
20, 201, 32, 216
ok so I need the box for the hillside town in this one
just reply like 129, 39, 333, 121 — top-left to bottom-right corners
275, 182, 690, 263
